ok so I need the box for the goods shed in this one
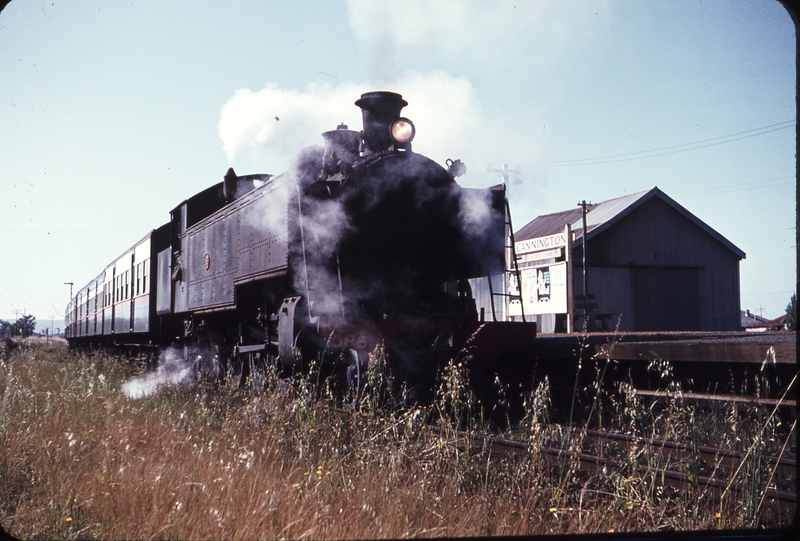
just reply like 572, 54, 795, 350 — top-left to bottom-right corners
512, 187, 745, 332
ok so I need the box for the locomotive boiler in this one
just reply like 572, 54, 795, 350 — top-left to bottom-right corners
65, 90, 536, 405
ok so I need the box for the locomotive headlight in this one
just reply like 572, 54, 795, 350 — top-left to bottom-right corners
390, 117, 415, 144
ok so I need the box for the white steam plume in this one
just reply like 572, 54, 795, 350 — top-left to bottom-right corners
218, 81, 367, 165
121, 347, 218, 399
218, 73, 526, 182
345, 0, 608, 79
217, 71, 550, 231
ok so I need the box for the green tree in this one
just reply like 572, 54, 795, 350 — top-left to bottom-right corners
0, 320, 11, 339
784, 293, 797, 331
16, 315, 36, 338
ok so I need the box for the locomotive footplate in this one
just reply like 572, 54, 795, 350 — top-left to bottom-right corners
314, 318, 537, 367
315, 316, 460, 363
458, 321, 539, 367
312, 317, 537, 407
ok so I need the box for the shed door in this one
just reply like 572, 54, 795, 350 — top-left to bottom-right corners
633, 267, 701, 331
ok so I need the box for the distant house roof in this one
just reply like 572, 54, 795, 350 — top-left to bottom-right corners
750, 314, 787, 330
515, 186, 746, 259
741, 309, 769, 328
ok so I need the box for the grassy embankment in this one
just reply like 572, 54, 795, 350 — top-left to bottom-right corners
0, 341, 795, 539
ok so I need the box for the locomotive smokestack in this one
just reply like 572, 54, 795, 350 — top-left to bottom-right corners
223, 167, 237, 201
355, 91, 408, 154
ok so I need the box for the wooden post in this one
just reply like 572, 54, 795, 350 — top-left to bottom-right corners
565, 223, 573, 334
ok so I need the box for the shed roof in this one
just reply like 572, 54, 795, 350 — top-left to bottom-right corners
514, 186, 745, 259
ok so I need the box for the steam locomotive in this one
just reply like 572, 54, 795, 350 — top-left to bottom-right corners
65, 91, 537, 404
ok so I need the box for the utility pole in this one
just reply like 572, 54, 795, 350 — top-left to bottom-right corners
578, 200, 590, 299
488, 163, 522, 199
12, 310, 22, 337
488, 163, 522, 263
488, 163, 522, 321
64, 282, 74, 340
576, 200, 592, 330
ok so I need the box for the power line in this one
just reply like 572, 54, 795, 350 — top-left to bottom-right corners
0, 226, 155, 233
741, 291, 795, 297
549, 120, 796, 166
672, 175, 795, 197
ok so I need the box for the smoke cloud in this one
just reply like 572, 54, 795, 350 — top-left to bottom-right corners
345, 0, 607, 80
217, 72, 519, 187
218, 82, 367, 165
287, 145, 355, 315
121, 346, 219, 399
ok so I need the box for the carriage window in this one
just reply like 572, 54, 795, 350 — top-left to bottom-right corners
142, 260, 149, 294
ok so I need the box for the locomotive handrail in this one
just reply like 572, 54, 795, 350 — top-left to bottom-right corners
295, 182, 314, 322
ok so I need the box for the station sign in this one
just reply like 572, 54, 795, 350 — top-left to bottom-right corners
515, 231, 568, 256
518, 248, 562, 264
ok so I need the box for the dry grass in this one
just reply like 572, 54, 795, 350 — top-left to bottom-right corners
0, 343, 795, 539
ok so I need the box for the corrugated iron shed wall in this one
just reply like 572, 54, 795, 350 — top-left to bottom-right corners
577, 196, 741, 331
514, 188, 743, 332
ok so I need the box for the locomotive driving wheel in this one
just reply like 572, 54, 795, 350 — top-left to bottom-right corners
226, 343, 279, 391
332, 348, 364, 409
182, 325, 223, 385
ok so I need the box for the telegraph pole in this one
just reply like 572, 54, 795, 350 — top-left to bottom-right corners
578, 200, 589, 299
64, 281, 74, 299
488, 163, 522, 321
488, 163, 521, 198
576, 200, 593, 331
488, 163, 522, 269
11, 310, 22, 337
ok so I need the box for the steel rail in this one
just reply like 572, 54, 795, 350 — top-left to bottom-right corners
424, 426, 796, 509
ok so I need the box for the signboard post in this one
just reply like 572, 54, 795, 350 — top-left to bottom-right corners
565, 223, 573, 333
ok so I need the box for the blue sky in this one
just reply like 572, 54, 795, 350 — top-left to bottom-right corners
1, 0, 795, 332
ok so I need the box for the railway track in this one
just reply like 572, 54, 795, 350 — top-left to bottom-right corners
426, 424, 796, 513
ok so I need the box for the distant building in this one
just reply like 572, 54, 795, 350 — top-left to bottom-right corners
741, 309, 769, 329
741, 310, 786, 332
512, 187, 745, 333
